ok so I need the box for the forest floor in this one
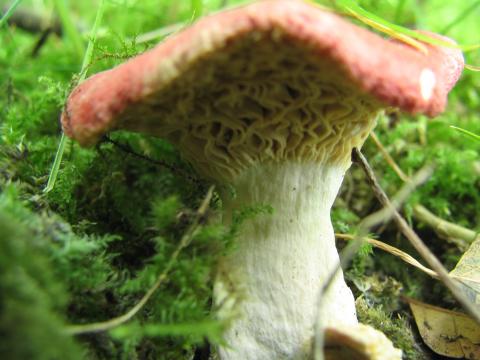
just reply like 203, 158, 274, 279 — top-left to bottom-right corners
1, 0, 479, 359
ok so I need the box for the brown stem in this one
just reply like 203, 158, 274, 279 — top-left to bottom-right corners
413, 204, 478, 249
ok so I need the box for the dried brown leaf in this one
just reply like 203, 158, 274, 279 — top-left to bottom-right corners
451, 238, 480, 309
407, 297, 480, 359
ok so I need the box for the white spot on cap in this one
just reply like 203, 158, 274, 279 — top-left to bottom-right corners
420, 68, 436, 101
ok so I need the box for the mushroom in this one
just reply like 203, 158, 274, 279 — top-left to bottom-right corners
324, 324, 404, 360
61, 1, 464, 359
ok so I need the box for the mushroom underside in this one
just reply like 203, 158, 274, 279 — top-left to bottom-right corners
116, 30, 382, 181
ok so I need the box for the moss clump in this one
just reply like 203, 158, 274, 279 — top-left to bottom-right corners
0, 187, 82, 360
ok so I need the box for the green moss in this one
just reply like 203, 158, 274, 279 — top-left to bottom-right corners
1, 0, 480, 358
0, 187, 82, 359
356, 297, 427, 360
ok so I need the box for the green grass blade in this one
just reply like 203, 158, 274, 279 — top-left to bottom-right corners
53, 0, 85, 58
393, 0, 408, 23
79, 0, 107, 81
336, 0, 478, 51
0, 0, 23, 28
44, 0, 107, 194
43, 134, 68, 193
441, 0, 480, 34
465, 64, 480, 72
450, 126, 480, 142
190, 0, 203, 20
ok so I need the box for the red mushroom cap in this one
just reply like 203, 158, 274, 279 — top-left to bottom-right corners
61, 0, 463, 179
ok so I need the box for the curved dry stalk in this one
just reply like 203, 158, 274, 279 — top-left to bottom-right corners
65, 186, 215, 335
335, 233, 438, 279
369, 132, 410, 182
336, 233, 470, 286
413, 204, 479, 249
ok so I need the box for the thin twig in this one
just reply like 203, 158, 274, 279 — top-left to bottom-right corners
103, 136, 201, 185
65, 186, 215, 335
352, 148, 480, 324
370, 132, 410, 182
31, 28, 54, 57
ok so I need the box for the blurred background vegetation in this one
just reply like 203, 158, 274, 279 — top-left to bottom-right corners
1, 0, 479, 359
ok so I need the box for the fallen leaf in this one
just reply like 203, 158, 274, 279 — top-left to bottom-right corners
451, 238, 480, 308
406, 297, 480, 359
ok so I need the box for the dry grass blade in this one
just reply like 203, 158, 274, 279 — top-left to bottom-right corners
335, 0, 475, 50
127, 22, 185, 44
369, 132, 410, 182
335, 233, 439, 279
336, 233, 478, 285
334, 0, 480, 71
464, 64, 480, 73
342, 5, 428, 54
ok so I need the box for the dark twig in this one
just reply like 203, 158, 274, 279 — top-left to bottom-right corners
103, 136, 201, 185
352, 148, 480, 324
1, 6, 62, 34
193, 340, 211, 360
31, 27, 54, 57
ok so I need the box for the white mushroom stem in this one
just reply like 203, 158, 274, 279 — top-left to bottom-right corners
214, 160, 357, 360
